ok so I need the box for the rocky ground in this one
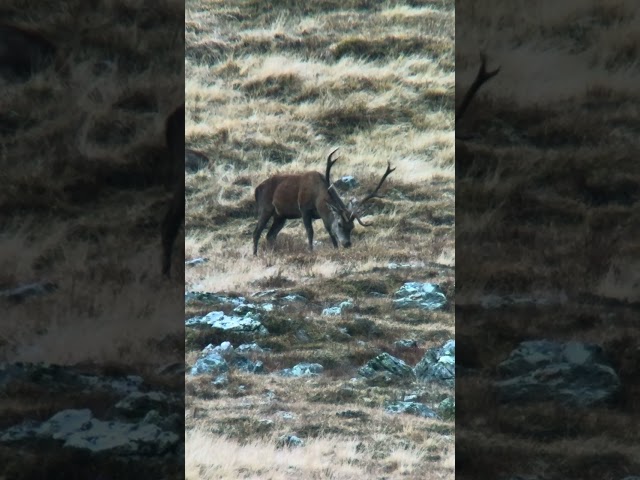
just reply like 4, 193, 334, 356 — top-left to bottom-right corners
185, 277, 455, 479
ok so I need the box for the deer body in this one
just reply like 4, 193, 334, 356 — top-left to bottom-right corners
254, 171, 352, 255
253, 149, 394, 255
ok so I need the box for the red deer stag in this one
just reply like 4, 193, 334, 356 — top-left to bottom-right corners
161, 104, 185, 277
455, 53, 500, 129
253, 149, 395, 255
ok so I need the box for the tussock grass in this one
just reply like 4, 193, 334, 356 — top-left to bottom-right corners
186, 427, 454, 480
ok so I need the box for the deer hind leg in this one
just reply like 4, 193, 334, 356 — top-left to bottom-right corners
253, 209, 274, 255
266, 216, 286, 248
302, 212, 315, 250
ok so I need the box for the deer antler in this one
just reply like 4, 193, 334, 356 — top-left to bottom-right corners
455, 53, 500, 124
349, 162, 395, 226
325, 148, 340, 186
358, 162, 396, 205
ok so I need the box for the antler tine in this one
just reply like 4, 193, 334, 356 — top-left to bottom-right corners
325, 147, 340, 185
347, 162, 395, 227
358, 162, 396, 206
354, 216, 372, 227
455, 52, 500, 124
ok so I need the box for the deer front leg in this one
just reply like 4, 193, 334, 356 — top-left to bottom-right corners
322, 219, 339, 248
302, 211, 315, 250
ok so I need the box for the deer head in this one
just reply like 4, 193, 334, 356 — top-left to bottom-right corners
324, 149, 395, 230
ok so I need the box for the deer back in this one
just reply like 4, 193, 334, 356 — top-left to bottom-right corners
256, 171, 337, 219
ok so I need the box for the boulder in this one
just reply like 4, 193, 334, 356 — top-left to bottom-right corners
359, 353, 415, 382
414, 339, 455, 384
494, 340, 620, 407
393, 282, 447, 310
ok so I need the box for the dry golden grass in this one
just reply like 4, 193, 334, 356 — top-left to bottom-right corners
185, 0, 454, 478
456, 1, 640, 478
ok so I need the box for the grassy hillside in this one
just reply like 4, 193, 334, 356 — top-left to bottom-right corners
185, 0, 455, 478
456, 1, 640, 478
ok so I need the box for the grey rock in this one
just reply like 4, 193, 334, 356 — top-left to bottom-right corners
185, 311, 268, 335
194, 342, 268, 376
258, 419, 274, 429
277, 434, 304, 447
190, 351, 228, 376
414, 340, 455, 384
233, 302, 274, 315
203, 341, 234, 357
184, 292, 246, 307
280, 363, 323, 377
322, 300, 354, 316
233, 356, 264, 374
335, 175, 358, 189
1, 409, 178, 455
212, 373, 229, 386
385, 402, 438, 418
437, 397, 455, 419
494, 340, 620, 407
282, 294, 307, 302
359, 353, 415, 380
254, 289, 278, 298
387, 261, 425, 270
388, 262, 412, 269
394, 339, 418, 349
236, 343, 265, 354
393, 282, 447, 310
